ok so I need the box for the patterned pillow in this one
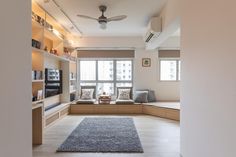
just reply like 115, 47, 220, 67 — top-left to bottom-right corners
80, 89, 94, 100
117, 89, 131, 100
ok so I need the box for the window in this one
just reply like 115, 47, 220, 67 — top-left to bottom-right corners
80, 61, 96, 80
160, 59, 181, 81
116, 61, 132, 81
98, 61, 114, 80
80, 60, 133, 95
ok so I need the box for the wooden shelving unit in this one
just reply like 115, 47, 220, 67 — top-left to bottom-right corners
32, 79, 44, 83
31, 1, 77, 145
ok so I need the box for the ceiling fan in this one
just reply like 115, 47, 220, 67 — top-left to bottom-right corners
77, 5, 127, 29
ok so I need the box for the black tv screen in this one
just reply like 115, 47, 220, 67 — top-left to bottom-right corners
45, 68, 63, 98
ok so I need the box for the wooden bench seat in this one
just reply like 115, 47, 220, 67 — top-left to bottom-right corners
143, 102, 180, 121
70, 104, 143, 115
70, 101, 180, 121
143, 102, 180, 110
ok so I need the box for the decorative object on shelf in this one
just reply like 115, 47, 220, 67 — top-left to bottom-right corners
63, 47, 76, 61
64, 47, 70, 54
50, 49, 58, 56
32, 70, 43, 80
70, 72, 76, 80
32, 96, 37, 102
32, 39, 41, 49
32, 11, 54, 30
142, 58, 151, 67
36, 14, 41, 24
32, 71, 35, 80
37, 90, 43, 100
98, 94, 111, 104
31, 11, 37, 21
40, 18, 45, 26
44, 46, 48, 52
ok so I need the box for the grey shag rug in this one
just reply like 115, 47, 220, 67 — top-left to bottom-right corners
57, 117, 143, 153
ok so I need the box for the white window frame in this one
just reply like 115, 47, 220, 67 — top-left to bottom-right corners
159, 58, 181, 82
79, 58, 133, 96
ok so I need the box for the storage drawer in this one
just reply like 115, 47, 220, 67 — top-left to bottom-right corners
60, 106, 69, 116
45, 112, 59, 126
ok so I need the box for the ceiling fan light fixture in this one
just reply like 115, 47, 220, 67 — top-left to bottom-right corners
77, 5, 127, 30
100, 22, 107, 29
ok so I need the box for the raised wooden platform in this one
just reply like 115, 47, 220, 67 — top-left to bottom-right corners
70, 102, 180, 121
70, 104, 143, 114
44, 103, 70, 128
142, 102, 180, 121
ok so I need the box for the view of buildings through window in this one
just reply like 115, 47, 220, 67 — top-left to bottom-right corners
160, 59, 181, 81
80, 60, 132, 95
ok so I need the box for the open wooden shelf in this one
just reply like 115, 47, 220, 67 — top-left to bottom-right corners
32, 20, 44, 30
32, 79, 44, 83
32, 47, 43, 53
32, 99, 44, 105
32, 102, 43, 110
32, 46, 72, 62
44, 50, 71, 62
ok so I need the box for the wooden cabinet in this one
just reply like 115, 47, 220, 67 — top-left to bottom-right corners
32, 103, 43, 145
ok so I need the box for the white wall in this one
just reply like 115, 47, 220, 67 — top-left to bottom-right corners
0, 0, 31, 157
181, 0, 236, 156
76, 36, 180, 100
134, 48, 180, 101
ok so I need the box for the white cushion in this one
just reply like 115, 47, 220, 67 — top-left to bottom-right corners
117, 88, 131, 100
80, 89, 94, 100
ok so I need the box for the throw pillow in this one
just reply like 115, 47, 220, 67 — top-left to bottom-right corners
117, 89, 131, 100
134, 91, 148, 103
80, 89, 94, 100
147, 90, 157, 102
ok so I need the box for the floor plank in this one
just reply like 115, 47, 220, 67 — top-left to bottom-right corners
33, 115, 180, 157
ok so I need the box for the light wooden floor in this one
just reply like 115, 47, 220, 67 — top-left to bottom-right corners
33, 115, 180, 157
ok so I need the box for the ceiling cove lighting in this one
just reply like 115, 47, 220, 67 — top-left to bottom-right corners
43, 0, 83, 36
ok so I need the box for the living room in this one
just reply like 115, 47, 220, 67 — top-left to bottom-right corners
1, 0, 236, 157
30, 1, 180, 156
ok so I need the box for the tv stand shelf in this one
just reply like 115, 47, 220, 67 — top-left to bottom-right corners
44, 102, 70, 128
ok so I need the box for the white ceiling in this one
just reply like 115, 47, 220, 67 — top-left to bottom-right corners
35, 0, 167, 37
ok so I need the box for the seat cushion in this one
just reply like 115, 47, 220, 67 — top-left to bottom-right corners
76, 99, 96, 104
115, 99, 134, 104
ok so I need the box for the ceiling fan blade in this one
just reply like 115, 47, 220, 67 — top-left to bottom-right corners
77, 14, 98, 21
107, 15, 127, 22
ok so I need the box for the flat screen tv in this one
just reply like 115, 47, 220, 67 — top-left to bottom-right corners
45, 68, 63, 98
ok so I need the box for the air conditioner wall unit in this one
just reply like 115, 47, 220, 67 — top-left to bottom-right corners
144, 17, 162, 43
